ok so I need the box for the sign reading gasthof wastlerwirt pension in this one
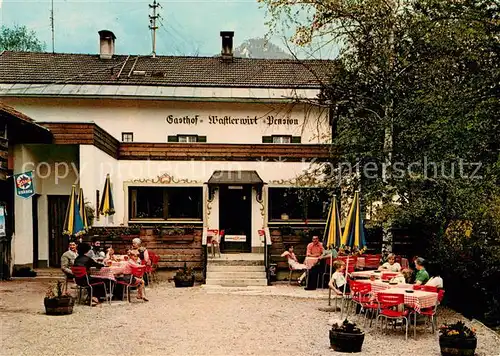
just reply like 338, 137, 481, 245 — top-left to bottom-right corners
165, 114, 299, 126
14, 171, 35, 199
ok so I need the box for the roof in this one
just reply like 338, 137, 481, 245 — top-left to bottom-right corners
0, 51, 335, 89
207, 170, 264, 185
0, 101, 52, 141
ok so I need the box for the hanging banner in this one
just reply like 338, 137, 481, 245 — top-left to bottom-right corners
14, 171, 35, 199
0, 206, 6, 237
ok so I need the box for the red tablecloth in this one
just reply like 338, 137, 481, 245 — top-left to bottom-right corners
374, 287, 438, 313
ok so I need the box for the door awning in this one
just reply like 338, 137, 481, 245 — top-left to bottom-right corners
207, 170, 264, 185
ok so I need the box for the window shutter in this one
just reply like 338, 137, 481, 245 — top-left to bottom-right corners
291, 136, 301, 143
198, 136, 207, 142
262, 136, 272, 143
167, 135, 178, 142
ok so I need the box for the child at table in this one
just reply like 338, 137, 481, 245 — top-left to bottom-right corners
379, 253, 401, 272
415, 257, 430, 285
328, 260, 350, 294
104, 247, 118, 264
121, 250, 148, 301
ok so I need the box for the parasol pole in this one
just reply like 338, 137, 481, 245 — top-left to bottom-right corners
341, 254, 349, 319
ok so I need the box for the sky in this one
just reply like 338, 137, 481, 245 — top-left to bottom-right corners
1, 0, 337, 59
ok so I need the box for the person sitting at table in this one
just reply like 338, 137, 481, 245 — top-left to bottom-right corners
389, 268, 413, 284
328, 260, 350, 294
73, 243, 106, 305
104, 247, 118, 264
61, 241, 78, 278
379, 253, 401, 272
414, 257, 430, 285
306, 235, 324, 260
132, 238, 150, 265
281, 245, 307, 285
121, 250, 148, 301
425, 263, 444, 288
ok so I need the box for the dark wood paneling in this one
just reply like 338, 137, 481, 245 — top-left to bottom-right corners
119, 143, 331, 161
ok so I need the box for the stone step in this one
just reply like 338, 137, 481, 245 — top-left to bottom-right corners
206, 271, 267, 279
205, 278, 268, 287
207, 265, 265, 272
207, 259, 264, 266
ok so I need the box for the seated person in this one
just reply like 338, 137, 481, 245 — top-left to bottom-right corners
328, 260, 350, 294
132, 238, 150, 265
121, 250, 148, 301
104, 247, 118, 264
425, 263, 444, 288
414, 257, 430, 285
281, 245, 307, 284
305, 235, 324, 265
389, 268, 413, 284
379, 253, 401, 272
61, 241, 77, 278
73, 243, 106, 305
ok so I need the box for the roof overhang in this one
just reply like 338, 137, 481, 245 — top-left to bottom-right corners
0, 83, 321, 103
207, 170, 264, 185
0, 102, 52, 143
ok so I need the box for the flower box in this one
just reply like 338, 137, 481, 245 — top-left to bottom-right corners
439, 335, 477, 356
329, 319, 364, 353
174, 276, 195, 288
44, 296, 74, 315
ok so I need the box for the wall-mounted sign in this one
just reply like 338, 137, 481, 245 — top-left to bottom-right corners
225, 235, 246, 242
0, 206, 6, 237
166, 115, 299, 126
14, 171, 35, 199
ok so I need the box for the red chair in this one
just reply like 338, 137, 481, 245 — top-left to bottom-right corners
116, 265, 146, 302
364, 256, 381, 269
356, 283, 378, 327
351, 281, 372, 316
420, 285, 438, 293
381, 272, 399, 281
144, 251, 160, 284
412, 290, 445, 335
376, 293, 410, 340
71, 266, 108, 305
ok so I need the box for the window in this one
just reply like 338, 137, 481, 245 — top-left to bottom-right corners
129, 186, 202, 220
167, 135, 207, 143
268, 188, 329, 221
122, 132, 134, 142
272, 136, 291, 144
262, 135, 301, 143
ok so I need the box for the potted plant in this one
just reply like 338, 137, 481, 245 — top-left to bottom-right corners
44, 280, 74, 315
439, 321, 477, 356
329, 319, 365, 353
173, 262, 195, 287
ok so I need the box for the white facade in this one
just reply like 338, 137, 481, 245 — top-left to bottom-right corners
4, 93, 330, 267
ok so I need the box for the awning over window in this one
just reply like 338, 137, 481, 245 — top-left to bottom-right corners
207, 170, 264, 185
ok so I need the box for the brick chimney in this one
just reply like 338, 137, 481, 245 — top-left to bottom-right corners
98, 30, 116, 59
220, 31, 234, 61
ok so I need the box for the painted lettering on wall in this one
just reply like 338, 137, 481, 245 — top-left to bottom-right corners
165, 115, 299, 126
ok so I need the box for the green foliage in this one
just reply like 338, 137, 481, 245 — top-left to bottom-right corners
84, 202, 95, 227
174, 262, 194, 282
439, 321, 476, 338
261, 0, 500, 324
0, 25, 45, 51
331, 319, 363, 334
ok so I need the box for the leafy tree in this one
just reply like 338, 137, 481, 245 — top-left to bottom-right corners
0, 25, 46, 52
261, 0, 500, 324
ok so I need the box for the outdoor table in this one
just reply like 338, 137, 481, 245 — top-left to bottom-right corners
375, 287, 438, 313
357, 279, 413, 293
90, 264, 126, 303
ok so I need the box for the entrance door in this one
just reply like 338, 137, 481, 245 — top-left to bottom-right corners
48, 195, 68, 267
219, 185, 252, 253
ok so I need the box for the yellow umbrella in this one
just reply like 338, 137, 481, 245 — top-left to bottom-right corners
78, 187, 89, 231
99, 174, 115, 216
63, 185, 85, 237
341, 191, 367, 248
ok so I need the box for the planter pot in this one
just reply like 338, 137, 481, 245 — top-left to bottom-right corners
329, 330, 365, 353
44, 296, 74, 315
439, 335, 477, 356
174, 276, 195, 288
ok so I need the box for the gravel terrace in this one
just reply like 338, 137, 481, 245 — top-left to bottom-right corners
0, 280, 498, 356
